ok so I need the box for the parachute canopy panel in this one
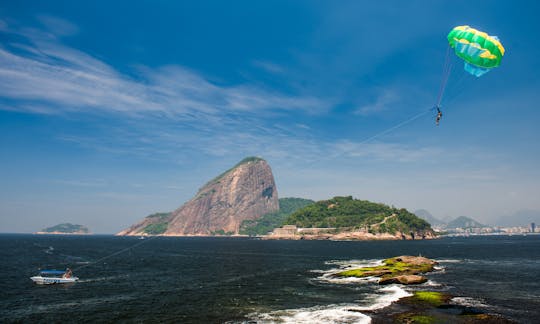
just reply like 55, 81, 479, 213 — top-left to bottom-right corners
447, 25, 505, 77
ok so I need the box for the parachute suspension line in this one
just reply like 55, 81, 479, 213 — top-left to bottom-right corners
356, 108, 434, 145
301, 106, 435, 169
442, 71, 469, 106
435, 45, 454, 107
73, 236, 159, 271
436, 48, 453, 106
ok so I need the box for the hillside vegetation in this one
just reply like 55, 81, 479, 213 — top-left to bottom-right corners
239, 198, 314, 235
41, 223, 89, 234
284, 196, 432, 235
142, 212, 172, 234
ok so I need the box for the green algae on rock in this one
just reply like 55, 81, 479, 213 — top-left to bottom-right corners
412, 291, 451, 307
335, 255, 437, 285
382, 291, 515, 324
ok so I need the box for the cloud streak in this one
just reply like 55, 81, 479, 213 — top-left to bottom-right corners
0, 21, 329, 117
355, 89, 400, 115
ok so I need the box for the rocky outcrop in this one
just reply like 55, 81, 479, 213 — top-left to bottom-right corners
379, 274, 428, 285
371, 291, 514, 323
335, 255, 438, 285
118, 157, 279, 236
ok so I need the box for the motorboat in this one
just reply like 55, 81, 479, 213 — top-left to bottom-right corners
30, 269, 79, 285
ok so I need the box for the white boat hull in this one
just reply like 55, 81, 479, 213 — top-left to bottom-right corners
30, 276, 79, 285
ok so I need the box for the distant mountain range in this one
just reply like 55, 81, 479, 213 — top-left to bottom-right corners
414, 210, 485, 229
445, 216, 485, 229
495, 210, 540, 227
414, 209, 446, 227
415, 208, 540, 228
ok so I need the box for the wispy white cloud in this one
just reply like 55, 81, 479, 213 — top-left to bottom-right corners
36, 15, 79, 36
53, 179, 109, 187
252, 60, 286, 74
355, 89, 400, 115
0, 20, 329, 117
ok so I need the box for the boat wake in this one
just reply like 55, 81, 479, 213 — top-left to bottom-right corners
78, 274, 131, 283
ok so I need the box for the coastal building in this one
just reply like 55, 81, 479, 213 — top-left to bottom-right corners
531, 222, 536, 233
297, 227, 336, 234
271, 225, 298, 236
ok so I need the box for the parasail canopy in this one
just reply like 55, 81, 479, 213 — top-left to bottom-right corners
447, 25, 505, 77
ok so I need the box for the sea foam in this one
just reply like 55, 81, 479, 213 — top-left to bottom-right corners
251, 284, 411, 323
355, 285, 412, 311
315, 259, 384, 284
252, 304, 371, 324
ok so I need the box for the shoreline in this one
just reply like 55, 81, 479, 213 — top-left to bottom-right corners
34, 231, 92, 235
115, 232, 437, 240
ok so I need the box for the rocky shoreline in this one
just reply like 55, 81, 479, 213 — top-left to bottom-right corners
263, 231, 437, 241
336, 256, 514, 323
34, 231, 91, 235
368, 291, 515, 323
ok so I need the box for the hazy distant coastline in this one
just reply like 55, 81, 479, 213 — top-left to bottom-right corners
36, 223, 90, 235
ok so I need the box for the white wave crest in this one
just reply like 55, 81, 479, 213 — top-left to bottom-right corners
252, 304, 371, 324
321, 276, 380, 284
325, 259, 384, 268
423, 280, 442, 287
451, 296, 490, 308
315, 259, 384, 284
250, 284, 410, 323
435, 259, 462, 263
356, 285, 412, 311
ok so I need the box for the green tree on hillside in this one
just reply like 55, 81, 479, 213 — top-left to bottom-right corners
284, 196, 431, 234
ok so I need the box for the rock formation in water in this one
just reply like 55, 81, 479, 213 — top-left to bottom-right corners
335, 255, 438, 285
117, 157, 279, 236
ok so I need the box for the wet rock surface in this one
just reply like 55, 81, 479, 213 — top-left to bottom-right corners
335, 255, 437, 285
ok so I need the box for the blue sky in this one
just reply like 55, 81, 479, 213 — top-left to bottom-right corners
1, 1, 539, 233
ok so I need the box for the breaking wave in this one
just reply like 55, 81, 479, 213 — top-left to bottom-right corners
314, 259, 384, 285
250, 284, 411, 323
251, 304, 372, 324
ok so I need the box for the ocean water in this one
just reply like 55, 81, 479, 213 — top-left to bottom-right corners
1, 234, 539, 323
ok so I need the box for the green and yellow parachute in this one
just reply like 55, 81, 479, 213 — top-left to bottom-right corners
447, 25, 505, 77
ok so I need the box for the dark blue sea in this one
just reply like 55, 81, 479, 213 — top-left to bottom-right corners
1, 234, 539, 323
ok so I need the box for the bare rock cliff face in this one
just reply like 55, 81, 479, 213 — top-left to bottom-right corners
117, 157, 279, 236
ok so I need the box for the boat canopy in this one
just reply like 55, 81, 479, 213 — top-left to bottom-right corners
40, 270, 67, 275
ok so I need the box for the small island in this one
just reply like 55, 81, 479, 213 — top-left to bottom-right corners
36, 223, 90, 235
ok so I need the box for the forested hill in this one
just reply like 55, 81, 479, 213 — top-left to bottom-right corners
284, 196, 433, 235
